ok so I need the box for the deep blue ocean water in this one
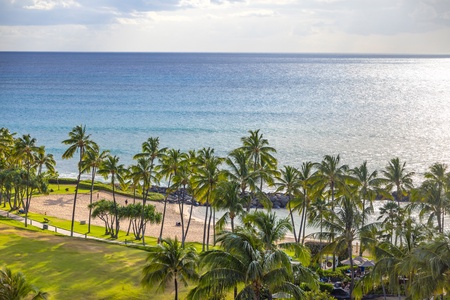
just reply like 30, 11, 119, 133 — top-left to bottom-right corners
1, 52, 450, 180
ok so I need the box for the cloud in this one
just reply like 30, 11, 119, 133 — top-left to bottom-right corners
0, 0, 449, 53
24, 0, 80, 10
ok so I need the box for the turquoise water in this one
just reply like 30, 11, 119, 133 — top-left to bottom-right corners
1, 52, 450, 179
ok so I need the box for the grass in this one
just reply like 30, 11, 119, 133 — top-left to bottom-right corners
42, 183, 164, 202
0, 218, 196, 300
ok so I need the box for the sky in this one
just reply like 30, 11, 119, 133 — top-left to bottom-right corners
0, 0, 449, 54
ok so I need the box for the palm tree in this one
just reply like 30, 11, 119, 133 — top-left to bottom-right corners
308, 196, 330, 251
240, 129, 277, 209
158, 149, 187, 243
297, 161, 316, 244
133, 137, 165, 243
377, 201, 403, 245
350, 161, 379, 254
381, 157, 414, 204
224, 148, 257, 212
0, 267, 48, 300
214, 180, 246, 233
14, 134, 40, 227
417, 163, 449, 233
98, 154, 125, 238
320, 196, 379, 298
34, 146, 56, 176
356, 240, 408, 300
240, 129, 277, 173
170, 158, 197, 247
129, 158, 157, 242
191, 151, 224, 251
0, 127, 16, 163
275, 165, 301, 243
80, 144, 109, 233
312, 155, 348, 270
190, 229, 312, 300
141, 237, 198, 300
398, 235, 450, 299
313, 155, 349, 206
62, 125, 97, 236
243, 211, 293, 251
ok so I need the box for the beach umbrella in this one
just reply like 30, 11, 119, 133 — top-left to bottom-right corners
360, 260, 375, 267
341, 256, 368, 266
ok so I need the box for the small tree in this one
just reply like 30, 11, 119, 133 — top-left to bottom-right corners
142, 238, 198, 300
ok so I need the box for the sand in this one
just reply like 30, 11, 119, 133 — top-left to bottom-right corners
30, 191, 207, 243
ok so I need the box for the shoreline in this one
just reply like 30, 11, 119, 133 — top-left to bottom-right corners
29, 191, 360, 251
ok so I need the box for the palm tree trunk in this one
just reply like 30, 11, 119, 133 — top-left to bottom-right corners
178, 187, 186, 247
348, 241, 354, 300
112, 177, 120, 239
202, 199, 209, 252
183, 199, 195, 246
287, 195, 298, 243
206, 206, 213, 248
298, 195, 306, 243
174, 277, 178, 300
88, 168, 96, 233
70, 168, 82, 237
159, 176, 172, 243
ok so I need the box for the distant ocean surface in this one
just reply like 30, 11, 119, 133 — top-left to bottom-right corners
1, 52, 450, 181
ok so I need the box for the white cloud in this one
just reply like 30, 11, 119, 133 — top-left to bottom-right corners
24, 0, 80, 10
0, 0, 449, 53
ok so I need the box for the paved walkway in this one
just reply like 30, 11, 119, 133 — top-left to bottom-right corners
0, 210, 133, 246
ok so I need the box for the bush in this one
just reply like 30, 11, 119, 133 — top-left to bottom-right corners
303, 290, 335, 300
319, 282, 334, 293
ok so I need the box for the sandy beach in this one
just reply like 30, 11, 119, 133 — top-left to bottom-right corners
30, 191, 206, 243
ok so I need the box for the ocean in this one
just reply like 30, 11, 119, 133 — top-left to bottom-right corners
1, 52, 450, 181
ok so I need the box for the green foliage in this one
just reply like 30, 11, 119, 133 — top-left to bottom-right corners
0, 267, 48, 299
303, 290, 336, 300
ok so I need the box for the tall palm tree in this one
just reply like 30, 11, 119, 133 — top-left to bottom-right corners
377, 201, 403, 245
240, 129, 277, 209
418, 163, 449, 233
312, 155, 349, 270
129, 157, 158, 242
171, 162, 192, 247
313, 155, 349, 206
0, 267, 48, 300
98, 155, 126, 238
320, 196, 379, 298
14, 134, 40, 227
308, 196, 330, 251
191, 151, 224, 251
240, 129, 277, 173
133, 137, 166, 243
80, 144, 109, 233
297, 161, 316, 244
141, 237, 198, 300
381, 157, 414, 204
350, 161, 379, 254
62, 125, 97, 236
224, 148, 257, 212
158, 149, 187, 243
275, 165, 301, 243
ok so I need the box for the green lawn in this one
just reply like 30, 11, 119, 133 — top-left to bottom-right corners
0, 218, 195, 300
